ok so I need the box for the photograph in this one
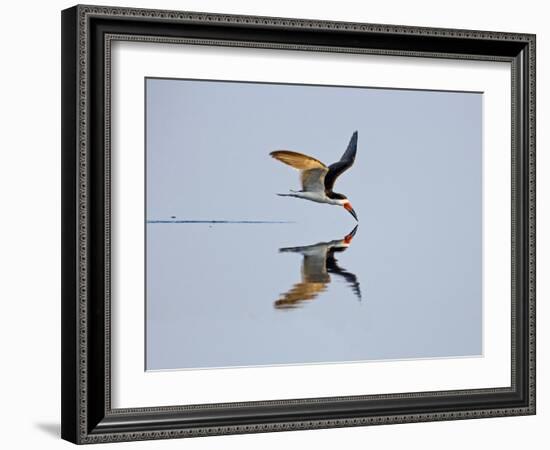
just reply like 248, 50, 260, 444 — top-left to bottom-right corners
145, 78, 483, 370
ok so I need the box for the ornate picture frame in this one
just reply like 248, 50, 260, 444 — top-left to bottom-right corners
61, 4, 536, 444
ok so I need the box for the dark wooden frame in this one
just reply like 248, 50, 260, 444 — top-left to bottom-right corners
61, 4, 536, 444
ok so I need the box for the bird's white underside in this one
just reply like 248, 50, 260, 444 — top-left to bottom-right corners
288, 191, 347, 205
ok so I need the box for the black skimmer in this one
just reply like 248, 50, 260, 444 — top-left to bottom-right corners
270, 131, 359, 221
275, 226, 362, 309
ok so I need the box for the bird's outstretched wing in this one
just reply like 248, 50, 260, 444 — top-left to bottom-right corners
274, 281, 328, 309
324, 131, 358, 191
270, 150, 326, 170
270, 150, 328, 193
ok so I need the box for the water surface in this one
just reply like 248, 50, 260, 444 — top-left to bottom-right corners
146, 221, 481, 370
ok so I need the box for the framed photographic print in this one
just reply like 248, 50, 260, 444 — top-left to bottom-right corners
61, 4, 536, 444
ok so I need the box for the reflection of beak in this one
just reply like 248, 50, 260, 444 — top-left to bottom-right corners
343, 225, 359, 244
344, 203, 358, 221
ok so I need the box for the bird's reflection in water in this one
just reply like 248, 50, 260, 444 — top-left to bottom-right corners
275, 226, 362, 310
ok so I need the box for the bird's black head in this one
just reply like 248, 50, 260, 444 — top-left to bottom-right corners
327, 192, 358, 221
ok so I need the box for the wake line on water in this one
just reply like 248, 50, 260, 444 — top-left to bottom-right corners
147, 220, 295, 224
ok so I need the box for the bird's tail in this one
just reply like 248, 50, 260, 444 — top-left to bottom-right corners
276, 190, 300, 198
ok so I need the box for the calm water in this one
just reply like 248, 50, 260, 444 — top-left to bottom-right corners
146, 221, 482, 370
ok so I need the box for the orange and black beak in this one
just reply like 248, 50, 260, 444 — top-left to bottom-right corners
344, 202, 358, 221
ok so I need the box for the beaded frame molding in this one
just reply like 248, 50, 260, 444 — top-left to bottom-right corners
61, 4, 536, 444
